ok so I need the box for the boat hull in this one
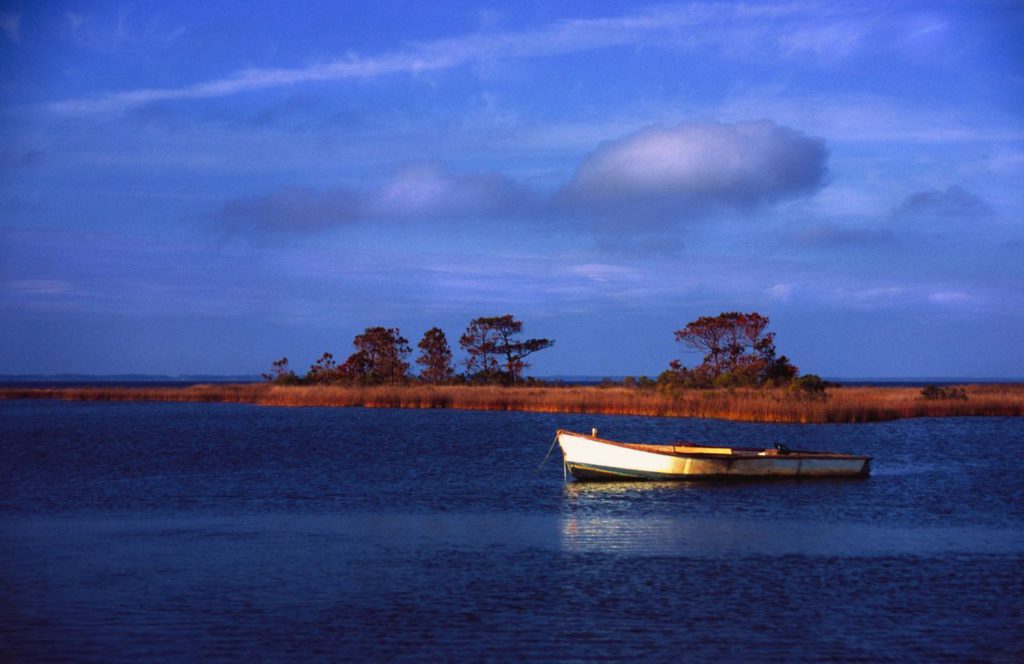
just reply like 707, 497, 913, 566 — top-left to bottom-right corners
558, 431, 870, 481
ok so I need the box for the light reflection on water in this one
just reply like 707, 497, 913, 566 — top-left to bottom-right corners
557, 478, 1024, 556
5, 510, 1020, 562
557, 513, 1024, 557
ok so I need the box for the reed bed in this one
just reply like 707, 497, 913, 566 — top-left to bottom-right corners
3, 383, 1024, 423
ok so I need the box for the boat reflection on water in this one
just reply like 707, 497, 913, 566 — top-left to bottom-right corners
559, 514, 680, 555
558, 512, 756, 557
561, 479, 696, 498
558, 482, 1023, 557
558, 475, 866, 508
559, 481, 729, 555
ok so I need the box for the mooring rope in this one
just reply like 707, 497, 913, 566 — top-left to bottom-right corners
535, 433, 561, 476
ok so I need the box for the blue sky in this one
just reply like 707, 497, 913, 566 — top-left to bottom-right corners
1, 1, 1022, 378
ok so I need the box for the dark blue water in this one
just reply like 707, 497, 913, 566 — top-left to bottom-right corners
1, 401, 1022, 661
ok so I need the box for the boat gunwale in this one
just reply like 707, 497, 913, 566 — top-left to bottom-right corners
556, 429, 872, 462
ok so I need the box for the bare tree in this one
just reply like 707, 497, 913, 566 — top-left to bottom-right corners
262, 357, 299, 384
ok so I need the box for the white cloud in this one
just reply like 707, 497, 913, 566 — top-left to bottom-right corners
216, 120, 828, 236
212, 114, 837, 237
368, 163, 528, 219
766, 283, 795, 301
560, 120, 827, 216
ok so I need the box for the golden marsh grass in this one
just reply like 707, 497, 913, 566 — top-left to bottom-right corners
3, 383, 1023, 423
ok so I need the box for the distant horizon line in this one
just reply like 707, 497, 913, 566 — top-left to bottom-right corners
1, 373, 1022, 385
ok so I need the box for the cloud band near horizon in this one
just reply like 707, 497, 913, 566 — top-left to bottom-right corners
218, 120, 829, 235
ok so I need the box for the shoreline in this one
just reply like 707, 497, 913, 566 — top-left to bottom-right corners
3, 383, 1023, 423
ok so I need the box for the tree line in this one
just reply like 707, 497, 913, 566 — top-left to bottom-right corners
263, 310, 824, 392
262, 314, 554, 386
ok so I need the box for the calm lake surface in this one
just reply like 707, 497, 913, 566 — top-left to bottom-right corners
1, 401, 1022, 661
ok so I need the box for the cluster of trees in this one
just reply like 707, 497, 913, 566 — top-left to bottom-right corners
658, 312, 801, 389
263, 310, 824, 393
648, 311, 832, 395
262, 315, 554, 386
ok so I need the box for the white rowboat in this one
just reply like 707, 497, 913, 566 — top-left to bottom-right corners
557, 429, 871, 481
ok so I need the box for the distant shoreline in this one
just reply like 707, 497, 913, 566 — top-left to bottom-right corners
3, 383, 1023, 424
2, 375, 1022, 388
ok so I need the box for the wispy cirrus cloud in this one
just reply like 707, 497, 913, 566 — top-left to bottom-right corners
63, 9, 186, 53
777, 20, 867, 59
45, 3, 889, 115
